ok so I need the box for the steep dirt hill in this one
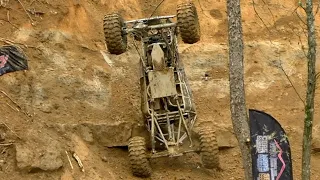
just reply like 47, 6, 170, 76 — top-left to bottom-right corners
1, 0, 320, 179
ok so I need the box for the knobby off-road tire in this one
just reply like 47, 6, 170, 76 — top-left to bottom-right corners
103, 13, 127, 54
128, 136, 151, 177
199, 128, 220, 169
177, 2, 200, 44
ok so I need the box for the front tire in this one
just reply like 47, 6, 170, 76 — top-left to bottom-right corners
103, 13, 127, 54
177, 2, 201, 44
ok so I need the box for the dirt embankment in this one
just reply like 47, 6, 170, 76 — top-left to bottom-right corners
1, 0, 320, 179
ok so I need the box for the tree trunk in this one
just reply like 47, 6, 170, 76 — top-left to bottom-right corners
302, 0, 317, 179
226, 0, 252, 179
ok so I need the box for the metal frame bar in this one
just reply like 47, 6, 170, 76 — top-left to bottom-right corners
154, 114, 169, 150
176, 99, 193, 146
178, 115, 197, 143
163, 98, 173, 141
150, 107, 156, 153
125, 15, 176, 24
149, 149, 198, 159
126, 23, 176, 33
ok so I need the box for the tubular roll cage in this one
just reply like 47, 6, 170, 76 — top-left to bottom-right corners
123, 15, 197, 158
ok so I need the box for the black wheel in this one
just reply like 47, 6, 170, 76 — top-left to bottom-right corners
103, 13, 127, 54
128, 136, 151, 177
199, 127, 219, 169
177, 2, 201, 44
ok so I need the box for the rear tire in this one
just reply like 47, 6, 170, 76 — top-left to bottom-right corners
177, 2, 201, 44
128, 136, 151, 177
199, 127, 220, 169
103, 13, 127, 54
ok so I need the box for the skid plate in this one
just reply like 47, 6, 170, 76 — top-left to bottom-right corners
148, 68, 177, 99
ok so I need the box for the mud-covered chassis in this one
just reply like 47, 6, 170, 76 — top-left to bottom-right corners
103, 2, 219, 178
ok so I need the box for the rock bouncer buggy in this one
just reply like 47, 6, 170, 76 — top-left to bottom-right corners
103, 2, 219, 177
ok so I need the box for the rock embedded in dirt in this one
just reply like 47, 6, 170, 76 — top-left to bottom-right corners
74, 125, 94, 143
75, 122, 133, 147
312, 139, 320, 152
15, 134, 63, 172
312, 125, 320, 152
0, 132, 5, 142
216, 128, 238, 148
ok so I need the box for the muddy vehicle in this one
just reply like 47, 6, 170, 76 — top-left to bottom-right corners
103, 2, 219, 177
